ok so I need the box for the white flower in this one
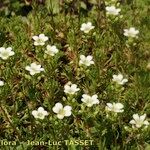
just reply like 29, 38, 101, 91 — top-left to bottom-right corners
52, 103, 72, 119
45, 45, 59, 56
64, 82, 80, 95
79, 55, 94, 66
80, 22, 95, 33
0, 47, 14, 60
106, 6, 121, 15
124, 27, 139, 38
32, 107, 48, 119
106, 102, 124, 113
81, 94, 99, 107
129, 114, 149, 128
32, 34, 48, 46
112, 74, 128, 85
25, 62, 44, 75
0, 80, 4, 86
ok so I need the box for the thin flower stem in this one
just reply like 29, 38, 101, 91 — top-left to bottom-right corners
0, 105, 22, 139
49, 0, 56, 32
21, 84, 35, 137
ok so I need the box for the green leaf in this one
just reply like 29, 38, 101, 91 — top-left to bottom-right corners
88, 0, 97, 5
145, 144, 150, 150
80, 2, 87, 10
46, 0, 60, 14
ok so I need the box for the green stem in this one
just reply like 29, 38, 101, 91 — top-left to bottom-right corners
0, 105, 22, 140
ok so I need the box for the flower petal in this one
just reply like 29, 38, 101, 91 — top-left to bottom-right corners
64, 106, 72, 117
32, 110, 38, 117
144, 120, 149, 126
140, 114, 146, 122
38, 107, 44, 112
52, 103, 63, 113
106, 103, 113, 109
133, 114, 140, 121
115, 103, 124, 109
32, 36, 38, 40
129, 120, 136, 125
57, 114, 64, 119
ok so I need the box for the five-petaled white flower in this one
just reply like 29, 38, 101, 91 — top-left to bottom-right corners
80, 22, 95, 33
32, 34, 48, 46
64, 82, 80, 95
79, 55, 94, 66
81, 94, 99, 107
25, 62, 44, 75
106, 102, 124, 113
45, 45, 59, 56
52, 103, 72, 119
0, 80, 4, 86
32, 107, 48, 119
106, 6, 121, 16
124, 27, 139, 38
112, 74, 128, 85
0, 47, 15, 60
129, 114, 149, 128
